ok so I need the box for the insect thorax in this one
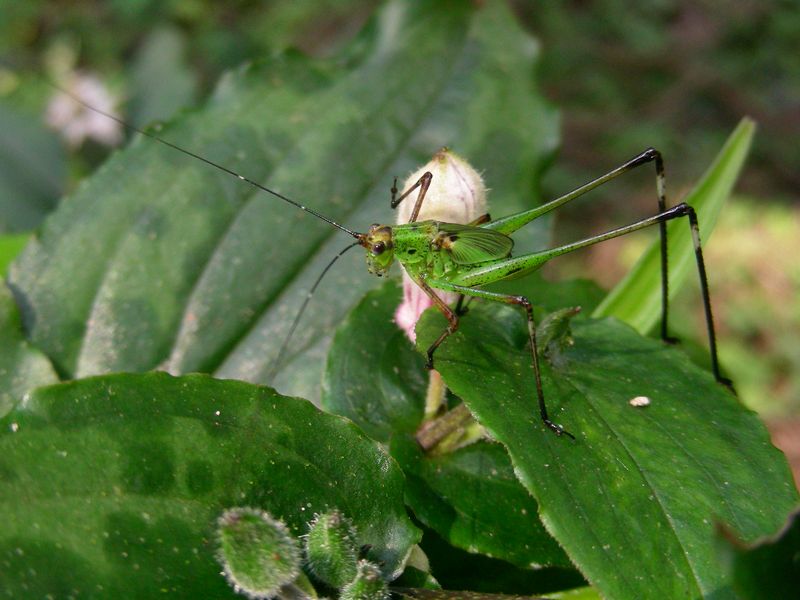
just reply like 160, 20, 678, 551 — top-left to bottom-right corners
394, 221, 459, 281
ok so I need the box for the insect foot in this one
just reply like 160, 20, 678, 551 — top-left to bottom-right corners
546, 419, 576, 440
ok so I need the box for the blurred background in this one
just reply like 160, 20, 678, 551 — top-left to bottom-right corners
1, 0, 797, 476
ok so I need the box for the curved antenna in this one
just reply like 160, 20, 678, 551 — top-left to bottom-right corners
266, 240, 362, 384
47, 81, 362, 239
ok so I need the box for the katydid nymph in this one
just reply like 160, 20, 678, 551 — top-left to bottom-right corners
58, 89, 730, 439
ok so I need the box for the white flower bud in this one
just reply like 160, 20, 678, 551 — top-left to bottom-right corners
394, 148, 487, 342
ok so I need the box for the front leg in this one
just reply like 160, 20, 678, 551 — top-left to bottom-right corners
390, 172, 433, 223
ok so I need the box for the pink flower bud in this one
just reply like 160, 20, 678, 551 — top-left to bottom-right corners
46, 72, 123, 148
394, 148, 487, 342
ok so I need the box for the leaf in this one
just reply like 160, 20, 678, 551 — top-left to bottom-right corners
716, 509, 800, 600
7, 0, 558, 405
0, 372, 419, 597
418, 526, 585, 596
323, 281, 426, 441
325, 281, 571, 572
391, 435, 571, 571
393, 590, 548, 600
593, 118, 756, 332
0, 102, 65, 232
415, 302, 798, 600
127, 26, 199, 127
0, 232, 28, 275
0, 280, 58, 417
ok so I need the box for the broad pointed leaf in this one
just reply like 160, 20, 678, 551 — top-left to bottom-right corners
0, 372, 419, 597
7, 0, 557, 405
416, 302, 798, 600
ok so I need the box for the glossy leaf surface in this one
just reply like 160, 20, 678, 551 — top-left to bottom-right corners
416, 301, 798, 600
0, 373, 418, 596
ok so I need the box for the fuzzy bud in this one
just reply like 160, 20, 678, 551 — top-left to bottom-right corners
216, 507, 301, 599
304, 510, 359, 588
394, 148, 487, 342
339, 560, 389, 600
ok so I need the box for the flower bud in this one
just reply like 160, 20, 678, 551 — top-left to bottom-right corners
304, 510, 359, 588
394, 148, 487, 343
216, 507, 301, 599
339, 560, 389, 600
46, 71, 123, 148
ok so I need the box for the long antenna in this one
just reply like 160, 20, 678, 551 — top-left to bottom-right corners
48, 81, 363, 239
267, 240, 362, 383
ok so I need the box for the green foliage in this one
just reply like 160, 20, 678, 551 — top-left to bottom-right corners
0, 281, 58, 417
0, 233, 29, 275
415, 299, 797, 599
0, 372, 418, 596
0, 1, 796, 599
0, 104, 64, 232
7, 0, 556, 406
716, 509, 800, 600
340, 560, 390, 600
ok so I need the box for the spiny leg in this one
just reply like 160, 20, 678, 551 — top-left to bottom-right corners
390, 171, 433, 223
423, 279, 574, 438
413, 278, 460, 369
485, 148, 672, 341
456, 202, 730, 389
686, 207, 731, 389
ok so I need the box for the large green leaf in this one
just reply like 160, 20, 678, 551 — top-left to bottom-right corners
0, 372, 419, 597
417, 526, 585, 596
324, 281, 572, 573
416, 302, 798, 600
323, 281, 426, 442
6, 0, 557, 404
593, 118, 756, 332
0, 102, 65, 232
392, 435, 572, 571
715, 509, 800, 600
0, 280, 57, 417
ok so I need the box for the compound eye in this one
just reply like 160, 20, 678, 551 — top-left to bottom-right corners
372, 241, 386, 255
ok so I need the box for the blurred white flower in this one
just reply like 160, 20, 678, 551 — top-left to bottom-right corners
394, 148, 487, 342
45, 72, 123, 148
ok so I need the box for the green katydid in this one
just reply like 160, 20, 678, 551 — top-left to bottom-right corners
58, 88, 730, 439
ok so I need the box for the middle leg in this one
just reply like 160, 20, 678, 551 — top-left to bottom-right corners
423, 278, 574, 438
